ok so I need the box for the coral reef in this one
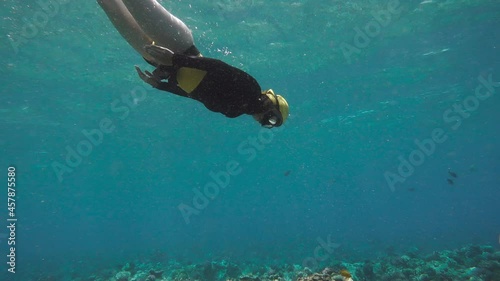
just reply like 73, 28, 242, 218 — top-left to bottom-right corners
27, 244, 500, 281
114, 271, 131, 281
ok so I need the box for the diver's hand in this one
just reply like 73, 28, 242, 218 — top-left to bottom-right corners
135, 66, 161, 88
144, 44, 174, 65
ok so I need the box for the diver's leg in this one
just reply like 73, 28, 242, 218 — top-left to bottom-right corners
97, 0, 169, 65
121, 0, 195, 54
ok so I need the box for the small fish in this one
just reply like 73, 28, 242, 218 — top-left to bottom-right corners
448, 170, 458, 178
284, 170, 291, 176
408, 187, 416, 192
447, 179, 454, 185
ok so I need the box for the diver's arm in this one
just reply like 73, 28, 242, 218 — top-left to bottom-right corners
172, 54, 232, 72
156, 82, 188, 97
135, 66, 187, 97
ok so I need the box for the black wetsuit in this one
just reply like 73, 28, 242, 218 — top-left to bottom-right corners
150, 54, 268, 118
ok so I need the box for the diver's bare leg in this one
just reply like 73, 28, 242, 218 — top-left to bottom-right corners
121, 0, 195, 54
97, 0, 167, 64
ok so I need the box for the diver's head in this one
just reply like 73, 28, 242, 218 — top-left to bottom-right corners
253, 89, 289, 128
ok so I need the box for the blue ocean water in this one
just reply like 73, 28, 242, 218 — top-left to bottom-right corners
1, 0, 499, 280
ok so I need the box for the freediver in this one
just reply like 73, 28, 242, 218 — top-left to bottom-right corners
97, 0, 289, 128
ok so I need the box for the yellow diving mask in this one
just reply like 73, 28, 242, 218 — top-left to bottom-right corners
261, 89, 289, 128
